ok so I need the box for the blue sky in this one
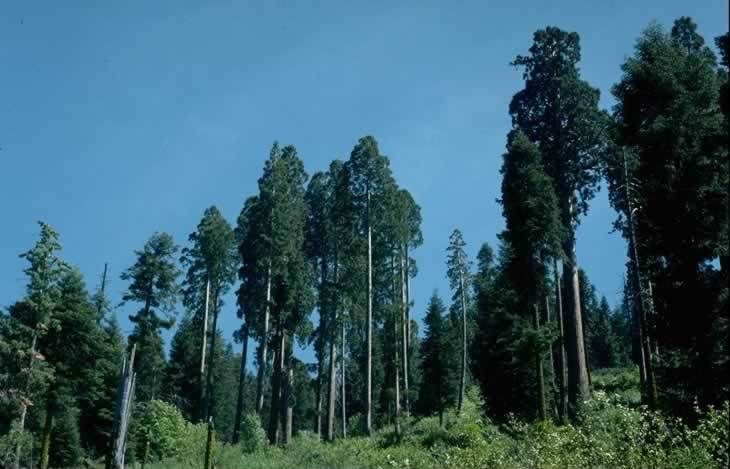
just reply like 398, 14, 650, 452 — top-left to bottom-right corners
1, 1, 725, 364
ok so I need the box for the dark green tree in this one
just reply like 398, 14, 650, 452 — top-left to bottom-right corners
179, 206, 237, 422
609, 18, 728, 413
416, 292, 450, 425
345, 136, 395, 435
498, 130, 563, 420
121, 232, 180, 403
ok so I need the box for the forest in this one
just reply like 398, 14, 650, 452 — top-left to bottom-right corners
1, 16, 728, 469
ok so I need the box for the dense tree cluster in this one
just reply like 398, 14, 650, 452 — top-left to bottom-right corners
0, 15, 726, 469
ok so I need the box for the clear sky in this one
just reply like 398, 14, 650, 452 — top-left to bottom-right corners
1, 1, 725, 364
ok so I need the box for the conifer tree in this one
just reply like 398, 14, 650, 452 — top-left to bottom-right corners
346, 136, 395, 435
498, 130, 563, 420
417, 292, 449, 424
510, 27, 608, 415
609, 18, 728, 411
446, 229, 470, 414
121, 232, 180, 403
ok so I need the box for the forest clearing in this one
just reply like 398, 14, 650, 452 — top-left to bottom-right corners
1, 4, 728, 469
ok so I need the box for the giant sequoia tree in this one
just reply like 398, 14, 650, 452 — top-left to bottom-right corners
510, 27, 608, 414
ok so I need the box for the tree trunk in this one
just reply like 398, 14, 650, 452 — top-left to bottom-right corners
534, 303, 547, 421
562, 225, 591, 417
400, 250, 410, 418
285, 360, 293, 445
393, 302, 401, 438
366, 191, 373, 436
39, 401, 53, 469
232, 320, 250, 444
315, 256, 328, 436
327, 321, 338, 441
457, 267, 467, 414
13, 333, 37, 469
256, 262, 273, 416
112, 345, 136, 469
267, 329, 286, 444
545, 295, 559, 419
203, 288, 221, 469
200, 277, 211, 420
203, 420, 214, 469
315, 363, 323, 436
553, 260, 568, 422
623, 153, 658, 408
341, 322, 347, 439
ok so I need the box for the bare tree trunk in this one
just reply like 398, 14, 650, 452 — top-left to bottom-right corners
341, 322, 347, 439
315, 257, 328, 436
562, 218, 591, 416
200, 277, 211, 420
457, 267, 467, 414
96, 262, 108, 321
545, 295, 559, 419
112, 345, 136, 469
534, 303, 547, 421
39, 401, 53, 469
393, 302, 401, 438
232, 320, 250, 444
553, 260, 568, 422
366, 191, 373, 436
400, 250, 410, 418
267, 329, 286, 444
203, 289, 221, 469
315, 365, 323, 436
285, 357, 293, 445
405, 248, 411, 351
326, 329, 338, 441
256, 263, 273, 416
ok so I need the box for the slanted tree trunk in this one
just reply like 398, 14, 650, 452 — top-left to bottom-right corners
457, 263, 467, 414
534, 303, 547, 421
341, 322, 347, 439
200, 277, 211, 420
623, 152, 657, 408
111, 345, 136, 469
232, 320, 250, 444
204, 289, 221, 469
562, 218, 591, 416
400, 250, 410, 418
366, 190, 373, 436
39, 400, 53, 469
256, 263, 273, 416
326, 330, 338, 441
553, 260, 568, 422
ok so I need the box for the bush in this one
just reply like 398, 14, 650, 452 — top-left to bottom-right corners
239, 412, 267, 454
142, 395, 730, 469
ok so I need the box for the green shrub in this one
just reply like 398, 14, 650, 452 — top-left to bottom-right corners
239, 412, 267, 454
